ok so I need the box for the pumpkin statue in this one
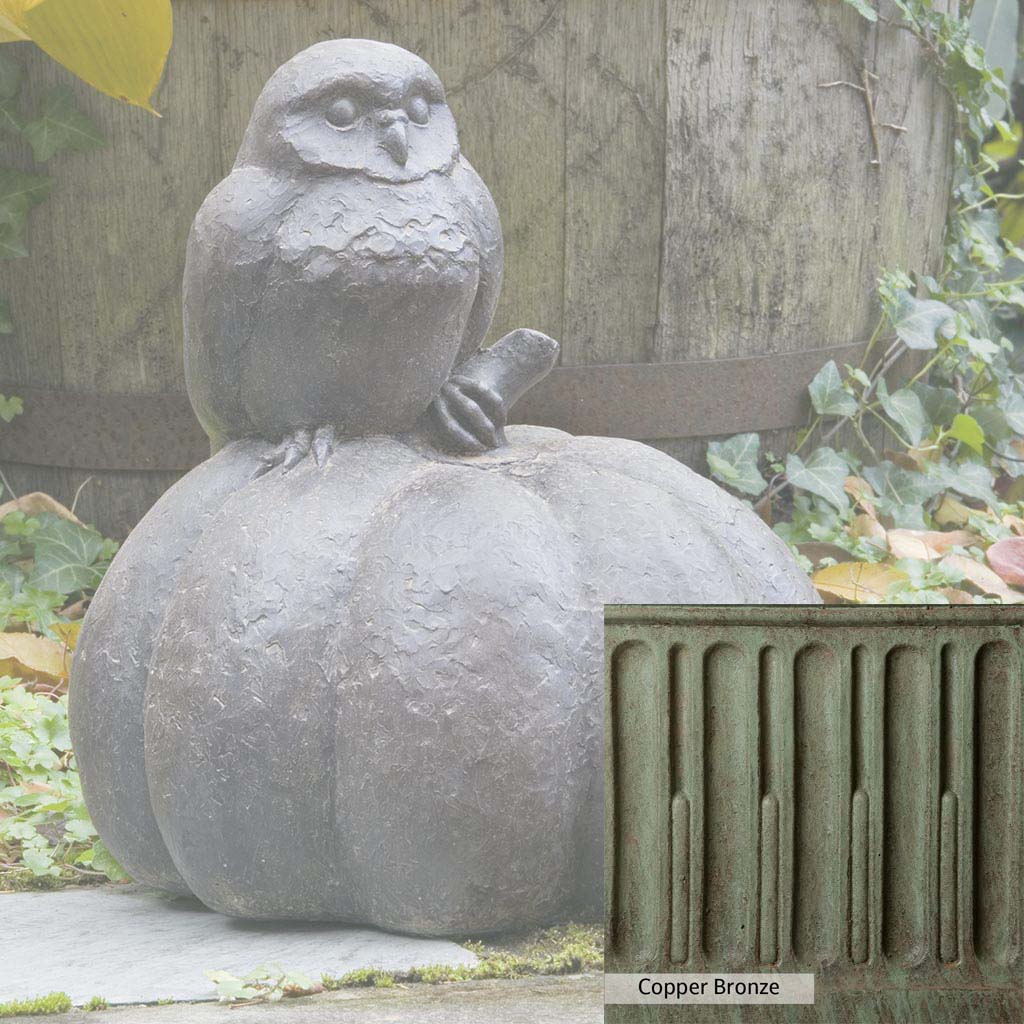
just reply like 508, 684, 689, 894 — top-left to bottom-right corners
69, 39, 816, 936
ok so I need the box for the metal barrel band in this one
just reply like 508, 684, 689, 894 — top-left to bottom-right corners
0, 342, 863, 472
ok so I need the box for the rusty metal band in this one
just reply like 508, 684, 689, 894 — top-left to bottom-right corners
0, 343, 864, 472
0, 389, 210, 472
510, 342, 866, 440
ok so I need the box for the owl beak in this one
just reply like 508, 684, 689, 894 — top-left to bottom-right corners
380, 121, 409, 166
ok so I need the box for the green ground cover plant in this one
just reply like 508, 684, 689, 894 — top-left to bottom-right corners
709, 0, 1024, 604
207, 925, 603, 1005
0, 493, 123, 887
0, 992, 72, 1018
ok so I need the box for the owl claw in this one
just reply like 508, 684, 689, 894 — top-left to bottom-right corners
427, 378, 506, 455
281, 429, 312, 471
254, 425, 337, 477
311, 424, 335, 467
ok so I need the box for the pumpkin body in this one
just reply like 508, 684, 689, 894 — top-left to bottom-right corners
70, 426, 815, 935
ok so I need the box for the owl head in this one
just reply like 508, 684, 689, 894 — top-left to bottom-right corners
235, 39, 459, 182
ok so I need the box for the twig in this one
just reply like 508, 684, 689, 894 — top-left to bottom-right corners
861, 67, 884, 166
70, 476, 94, 516
818, 66, 907, 167
0, 465, 18, 501
986, 441, 1024, 462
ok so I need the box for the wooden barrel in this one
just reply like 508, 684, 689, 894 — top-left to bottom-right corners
0, 0, 955, 537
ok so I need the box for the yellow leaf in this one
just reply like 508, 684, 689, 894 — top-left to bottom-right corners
51, 620, 81, 650
3, 0, 172, 112
0, 1, 41, 44
812, 561, 907, 604
0, 12, 30, 43
0, 630, 68, 684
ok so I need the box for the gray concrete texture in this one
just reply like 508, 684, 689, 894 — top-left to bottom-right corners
5, 976, 602, 1024
0, 887, 476, 1006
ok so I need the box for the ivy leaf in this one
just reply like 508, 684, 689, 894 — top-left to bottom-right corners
963, 332, 1001, 362
926, 460, 1000, 511
1001, 388, 1024, 434
0, 394, 23, 421
706, 432, 767, 496
0, 223, 28, 259
890, 292, 956, 350
876, 379, 929, 445
0, 97, 25, 136
910, 381, 960, 428
972, 402, 1010, 443
785, 447, 850, 511
0, 168, 52, 259
0, 297, 11, 334
843, 0, 878, 21
862, 460, 946, 506
22, 85, 105, 162
948, 413, 985, 454
0, 168, 54, 211
87, 840, 128, 881
808, 360, 858, 417
25, 513, 106, 597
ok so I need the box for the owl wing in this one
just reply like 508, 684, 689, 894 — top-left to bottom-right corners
183, 165, 295, 449
452, 156, 504, 364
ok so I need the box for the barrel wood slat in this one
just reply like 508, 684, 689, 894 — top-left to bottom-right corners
0, 0, 955, 536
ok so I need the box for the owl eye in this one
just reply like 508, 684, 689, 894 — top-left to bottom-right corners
407, 95, 429, 126
326, 97, 358, 129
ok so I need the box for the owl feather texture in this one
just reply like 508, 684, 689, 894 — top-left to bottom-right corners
183, 39, 556, 467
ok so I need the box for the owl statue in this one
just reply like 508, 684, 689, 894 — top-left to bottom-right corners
70, 38, 817, 938
183, 38, 543, 465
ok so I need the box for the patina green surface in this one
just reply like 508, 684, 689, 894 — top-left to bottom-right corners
604, 605, 1024, 1023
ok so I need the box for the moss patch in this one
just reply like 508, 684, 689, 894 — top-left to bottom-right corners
322, 923, 603, 991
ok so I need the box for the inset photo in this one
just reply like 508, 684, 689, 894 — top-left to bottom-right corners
604, 605, 1023, 1023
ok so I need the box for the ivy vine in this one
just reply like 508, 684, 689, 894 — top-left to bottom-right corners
708, 0, 1024, 603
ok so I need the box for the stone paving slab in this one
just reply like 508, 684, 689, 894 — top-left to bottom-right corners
4, 975, 603, 1024
0, 886, 477, 1006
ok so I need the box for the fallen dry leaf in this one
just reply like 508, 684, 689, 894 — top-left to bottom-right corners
812, 561, 908, 604
938, 587, 976, 605
986, 537, 1024, 587
797, 542, 851, 567
850, 513, 887, 543
0, 632, 69, 686
940, 554, 1024, 604
1002, 514, 1024, 537
21, 781, 56, 795
934, 494, 974, 527
844, 476, 877, 516
0, 492, 80, 524
883, 447, 933, 472
886, 528, 976, 561
50, 621, 82, 651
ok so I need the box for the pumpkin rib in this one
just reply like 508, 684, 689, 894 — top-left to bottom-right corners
143, 438, 432, 920
492, 432, 748, 603
70, 439, 274, 895
329, 456, 592, 934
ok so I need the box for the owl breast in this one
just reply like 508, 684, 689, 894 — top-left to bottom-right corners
241, 171, 481, 440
